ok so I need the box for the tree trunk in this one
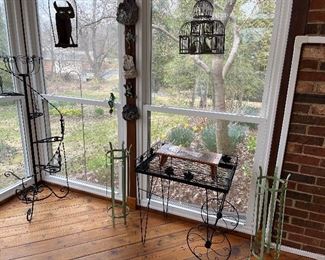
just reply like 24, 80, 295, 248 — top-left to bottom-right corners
202, 83, 207, 108
212, 56, 231, 155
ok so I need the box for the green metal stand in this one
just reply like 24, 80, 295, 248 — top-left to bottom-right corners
251, 167, 290, 260
106, 142, 129, 227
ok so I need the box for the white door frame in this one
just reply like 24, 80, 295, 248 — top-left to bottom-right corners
275, 34, 325, 260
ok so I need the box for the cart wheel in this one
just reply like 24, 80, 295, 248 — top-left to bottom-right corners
201, 198, 239, 231
187, 224, 231, 260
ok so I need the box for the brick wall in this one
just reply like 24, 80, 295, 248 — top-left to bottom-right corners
280, 0, 325, 255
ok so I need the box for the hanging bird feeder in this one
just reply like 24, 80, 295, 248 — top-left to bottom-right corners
49, 0, 78, 48
179, 0, 225, 55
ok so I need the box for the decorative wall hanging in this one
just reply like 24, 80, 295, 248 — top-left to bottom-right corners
124, 83, 135, 98
116, 0, 139, 26
125, 29, 136, 50
179, 0, 225, 55
118, 0, 138, 194
107, 93, 116, 114
123, 55, 137, 79
122, 104, 139, 121
49, 0, 78, 48
106, 142, 130, 227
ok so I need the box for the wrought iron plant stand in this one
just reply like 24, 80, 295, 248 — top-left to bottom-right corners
106, 142, 130, 227
136, 142, 239, 260
0, 55, 69, 222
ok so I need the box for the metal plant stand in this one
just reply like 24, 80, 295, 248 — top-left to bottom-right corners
136, 142, 239, 260
106, 142, 129, 227
251, 168, 290, 260
0, 0, 69, 222
0, 55, 69, 222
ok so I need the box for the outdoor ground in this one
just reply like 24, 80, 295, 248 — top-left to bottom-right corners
0, 78, 257, 217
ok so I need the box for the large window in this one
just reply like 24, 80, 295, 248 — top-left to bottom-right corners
139, 0, 292, 233
37, 0, 124, 194
0, 0, 28, 196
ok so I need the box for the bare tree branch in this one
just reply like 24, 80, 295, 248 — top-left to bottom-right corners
80, 15, 115, 28
223, 21, 240, 79
222, 0, 237, 27
152, 24, 210, 74
193, 55, 211, 74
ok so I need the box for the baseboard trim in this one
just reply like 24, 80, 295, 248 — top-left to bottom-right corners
127, 196, 137, 210
280, 245, 324, 260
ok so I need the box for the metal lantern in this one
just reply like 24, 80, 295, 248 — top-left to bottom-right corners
179, 0, 225, 55
49, 0, 78, 48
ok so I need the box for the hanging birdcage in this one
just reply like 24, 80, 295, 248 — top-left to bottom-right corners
49, 0, 78, 48
179, 0, 225, 55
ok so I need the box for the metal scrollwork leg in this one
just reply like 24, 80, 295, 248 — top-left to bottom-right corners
186, 190, 236, 259
161, 178, 171, 219
26, 187, 37, 222
187, 224, 231, 260
138, 175, 156, 244
201, 197, 239, 232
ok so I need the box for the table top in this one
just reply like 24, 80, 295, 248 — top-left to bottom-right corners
156, 143, 222, 167
136, 142, 237, 193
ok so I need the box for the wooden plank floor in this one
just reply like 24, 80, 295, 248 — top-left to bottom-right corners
0, 188, 312, 260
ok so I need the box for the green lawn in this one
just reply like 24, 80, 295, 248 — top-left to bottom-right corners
0, 102, 25, 190
0, 87, 256, 215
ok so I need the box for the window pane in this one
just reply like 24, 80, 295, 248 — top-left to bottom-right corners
48, 102, 119, 187
151, 0, 276, 116
0, 0, 15, 93
0, 102, 26, 191
0, 2, 27, 192
38, 0, 120, 100
0, 0, 9, 53
149, 111, 258, 217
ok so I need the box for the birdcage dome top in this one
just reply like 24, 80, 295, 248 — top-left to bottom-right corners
193, 0, 214, 19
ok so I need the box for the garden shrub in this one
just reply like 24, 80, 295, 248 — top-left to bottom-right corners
201, 125, 217, 152
241, 106, 259, 130
0, 141, 17, 162
228, 123, 248, 150
166, 126, 194, 147
59, 108, 82, 117
247, 134, 257, 153
201, 123, 248, 152
95, 107, 104, 116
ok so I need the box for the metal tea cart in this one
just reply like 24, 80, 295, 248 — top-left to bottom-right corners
136, 142, 239, 260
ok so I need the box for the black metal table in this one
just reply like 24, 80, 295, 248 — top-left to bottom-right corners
136, 143, 239, 260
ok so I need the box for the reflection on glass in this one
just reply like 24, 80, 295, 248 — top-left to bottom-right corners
0, 102, 26, 191
49, 103, 119, 187
0, 0, 15, 93
149, 112, 258, 217
151, 0, 276, 115
0, 2, 26, 192
38, 0, 120, 100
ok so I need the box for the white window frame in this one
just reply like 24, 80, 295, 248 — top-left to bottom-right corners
274, 35, 325, 260
42, 95, 125, 199
1, 0, 126, 200
0, 97, 33, 201
136, 0, 293, 235
34, 0, 127, 199
0, 0, 36, 202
